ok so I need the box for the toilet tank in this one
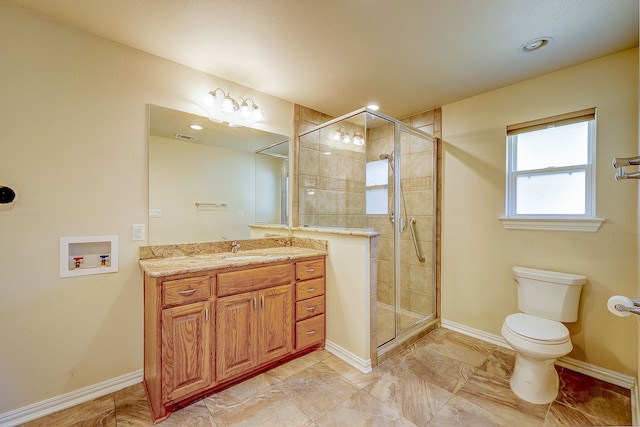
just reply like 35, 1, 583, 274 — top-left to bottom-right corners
513, 266, 586, 322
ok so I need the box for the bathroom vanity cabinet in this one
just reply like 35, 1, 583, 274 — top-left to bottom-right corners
216, 263, 294, 381
142, 255, 326, 423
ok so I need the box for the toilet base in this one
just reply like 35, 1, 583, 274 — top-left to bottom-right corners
510, 352, 559, 405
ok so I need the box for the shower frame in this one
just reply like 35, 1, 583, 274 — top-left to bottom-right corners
297, 107, 438, 359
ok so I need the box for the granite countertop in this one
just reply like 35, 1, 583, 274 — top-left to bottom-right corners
139, 245, 327, 278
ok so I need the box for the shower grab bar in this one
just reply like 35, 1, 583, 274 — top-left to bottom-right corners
408, 217, 425, 263
195, 202, 227, 207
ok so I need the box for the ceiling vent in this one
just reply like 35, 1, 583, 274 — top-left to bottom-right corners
174, 133, 197, 141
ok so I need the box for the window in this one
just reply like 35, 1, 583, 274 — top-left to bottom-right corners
502, 108, 603, 232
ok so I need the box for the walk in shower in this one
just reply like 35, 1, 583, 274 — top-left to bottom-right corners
297, 108, 437, 355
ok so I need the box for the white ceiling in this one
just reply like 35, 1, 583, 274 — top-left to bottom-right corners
6, 0, 639, 119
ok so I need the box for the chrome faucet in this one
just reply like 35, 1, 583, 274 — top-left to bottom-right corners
231, 241, 241, 253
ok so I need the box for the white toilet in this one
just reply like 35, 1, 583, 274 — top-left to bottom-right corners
501, 266, 586, 405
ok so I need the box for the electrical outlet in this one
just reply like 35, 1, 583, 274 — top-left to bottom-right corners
132, 224, 145, 241
236, 210, 244, 218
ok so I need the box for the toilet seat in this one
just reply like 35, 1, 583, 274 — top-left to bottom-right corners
504, 313, 570, 345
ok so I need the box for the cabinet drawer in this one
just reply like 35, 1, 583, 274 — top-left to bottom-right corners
296, 259, 325, 281
217, 264, 293, 297
295, 278, 324, 301
296, 314, 325, 350
162, 276, 211, 308
295, 295, 325, 321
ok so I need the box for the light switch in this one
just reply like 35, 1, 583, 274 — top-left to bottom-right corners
149, 209, 162, 218
132, 224, 145, 241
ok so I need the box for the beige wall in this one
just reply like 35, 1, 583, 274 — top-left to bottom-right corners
0, 3, 293, 414
442, 48, 639, 375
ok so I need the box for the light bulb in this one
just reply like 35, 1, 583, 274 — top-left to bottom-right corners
202, 93, 215, 108
239, 100, 251, 119
342, 133, 351, 144
221, 95, 235, 112
251, 105, 263, 122
213, 89, 225, 107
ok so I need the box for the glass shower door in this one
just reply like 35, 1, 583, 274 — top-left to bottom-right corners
395, 125, 435, 336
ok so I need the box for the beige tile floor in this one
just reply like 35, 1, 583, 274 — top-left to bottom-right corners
20, 328, 632, 426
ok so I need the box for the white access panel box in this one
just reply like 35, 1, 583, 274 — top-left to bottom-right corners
60, 235, 119, 278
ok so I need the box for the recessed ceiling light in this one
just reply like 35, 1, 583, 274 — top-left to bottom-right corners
366, 104, 380, 111
518, 37, 553, 54
189, 124, 204, 130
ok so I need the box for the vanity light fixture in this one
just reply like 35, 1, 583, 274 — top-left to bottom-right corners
332, 127, 365, 146
202, 88, 264, 127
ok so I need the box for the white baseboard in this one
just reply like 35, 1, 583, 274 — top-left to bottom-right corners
325, 340, 372, 374
632, 380, 640, 427
0, 370, 143, 427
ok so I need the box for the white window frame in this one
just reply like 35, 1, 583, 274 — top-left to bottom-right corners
500, 108, 604, 232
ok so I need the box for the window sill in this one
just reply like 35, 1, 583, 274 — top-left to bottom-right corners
498, 217, 604, 232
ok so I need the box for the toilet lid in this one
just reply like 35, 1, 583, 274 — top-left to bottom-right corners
504, 313, 569, 343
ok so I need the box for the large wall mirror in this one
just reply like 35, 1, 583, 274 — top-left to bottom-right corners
148, 105, 289, 245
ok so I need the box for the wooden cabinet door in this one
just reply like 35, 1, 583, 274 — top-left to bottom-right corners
258, 284, 293, 365
216, 292, 257, 381
161, 300, 213, 403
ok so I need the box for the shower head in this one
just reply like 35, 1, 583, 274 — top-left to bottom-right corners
380, 152, 394, 170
